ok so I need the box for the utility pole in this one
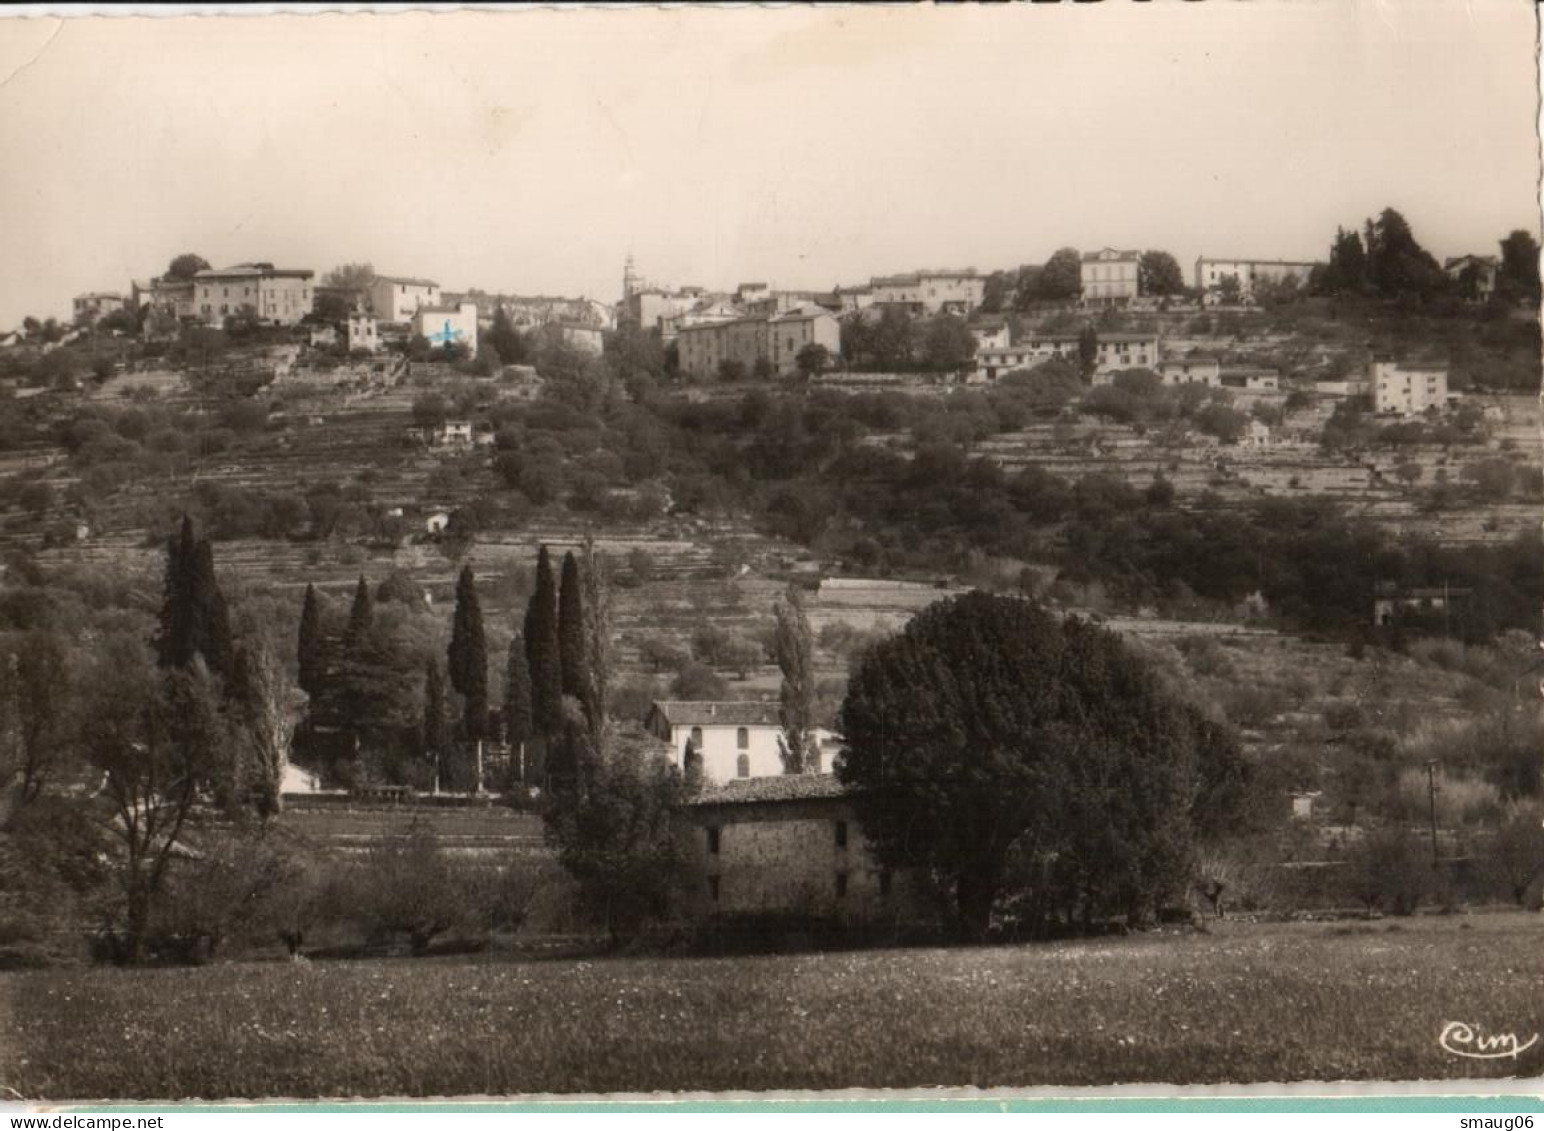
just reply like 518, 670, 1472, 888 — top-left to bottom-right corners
1424, 759, 1440, 869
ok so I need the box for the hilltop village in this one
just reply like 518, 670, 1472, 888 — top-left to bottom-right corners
1, 209, 1541, 963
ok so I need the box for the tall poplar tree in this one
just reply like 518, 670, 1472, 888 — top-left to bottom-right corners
579, 537, 613, 755
774, 583, 817, 774
558, 551, 586, 700
447, 565, 489, 740
524, 546, 563, 736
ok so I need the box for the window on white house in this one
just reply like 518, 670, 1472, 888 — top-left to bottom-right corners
690, 726, 703, 748
736, 727, 749, 750
736, 754, 750, 778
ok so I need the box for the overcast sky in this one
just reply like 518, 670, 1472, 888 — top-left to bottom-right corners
0, 3, 1538, 327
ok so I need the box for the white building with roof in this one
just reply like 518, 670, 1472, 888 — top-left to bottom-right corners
1371, 359, 1450, 416
1194, 257, 1317, 303
645, 700, 840, 784
1081, 248, 1141, 305
414, 301, 479, 356
370, 276, 442, 324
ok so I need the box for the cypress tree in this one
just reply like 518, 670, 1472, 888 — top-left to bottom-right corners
524, 546, 563, 736
297, 583, 324, 699
558, 551, 586, 700
154, 515, 198, 669
191, 539, 235, 682
447, 565, 489, 740
505, 632, 533, 751
344, 575, 373, 649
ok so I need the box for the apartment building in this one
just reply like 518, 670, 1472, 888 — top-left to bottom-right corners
1371, 359, 1450, 416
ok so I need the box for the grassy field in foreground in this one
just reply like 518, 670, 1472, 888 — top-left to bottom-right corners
3, 915, 1542, 1100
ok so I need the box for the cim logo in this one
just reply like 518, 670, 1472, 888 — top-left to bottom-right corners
1439, 1021, 1540, 1061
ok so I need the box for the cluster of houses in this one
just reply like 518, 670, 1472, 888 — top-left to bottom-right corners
74, 263, 622, 363
60, 248, 1474, 428
970, 319, 1454, 422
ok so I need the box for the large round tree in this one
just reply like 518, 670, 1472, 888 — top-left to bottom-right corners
836, 592, 1244, 939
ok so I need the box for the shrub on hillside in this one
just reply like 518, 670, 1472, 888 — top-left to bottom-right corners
342, 821, 483, 955
1347, 826, 1432, 915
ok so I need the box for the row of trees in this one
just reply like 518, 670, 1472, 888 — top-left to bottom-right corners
1315, 209, 1540, 305
0, 516, 302, 963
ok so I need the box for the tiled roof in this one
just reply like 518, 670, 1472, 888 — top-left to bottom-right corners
1196, 257, 1318, 268
1082, 249, 1140, 263
377, 275, 441, 288
685, 773, 852, 807
651, 700, 781, 727
196, 266, 314, 280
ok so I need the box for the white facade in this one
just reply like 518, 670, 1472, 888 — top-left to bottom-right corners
1194, 257, 1316, 302
415, 302, 480, 357
371, 277, 442, 324
347, 313, 379, 354
1371, 360, 1449, 416
1094, 333, 1159, 372
1157, 358, 1221, 386
1081, 249, 1141, 305
646, 701, 838, 785
868, 270, 983, 315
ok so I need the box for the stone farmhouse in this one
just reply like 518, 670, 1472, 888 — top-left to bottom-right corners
676, 774, 923, 925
